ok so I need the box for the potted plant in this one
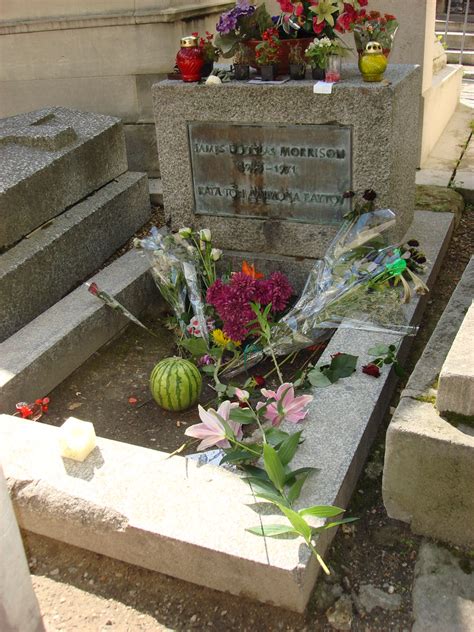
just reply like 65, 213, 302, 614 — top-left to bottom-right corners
305, 37, 347, 81
215, 1, 364, 75
193, 31, 220, 76
255, 27, 281, 80
288, 43, 306, 80
350, 11, 398, 82
233, 43, 251, 80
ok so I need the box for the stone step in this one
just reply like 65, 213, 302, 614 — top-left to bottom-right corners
437, 302, 474, 416
0, 210, 454, 612
437, 30, 474, 50
436, 19, 474, 34
447, 48, 474, 64
0, 106, 128, 250
0, 249, 154, 413
0, 171, 150, 342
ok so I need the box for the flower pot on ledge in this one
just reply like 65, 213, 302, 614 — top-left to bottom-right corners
234, 63, 250, 81
245, 37, 314, 75
289, 63, 306, 80
260, 65, 277, 81
311, 67, 325, 81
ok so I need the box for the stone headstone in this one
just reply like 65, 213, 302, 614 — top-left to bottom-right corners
0, 106, 128, 249
153, 64, 421, 262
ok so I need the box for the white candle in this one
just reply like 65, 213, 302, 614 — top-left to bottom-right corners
59, 417, 96, 462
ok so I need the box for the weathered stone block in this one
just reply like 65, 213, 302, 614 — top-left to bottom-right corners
0, 171, 150, 342
153, 65, 421, 260
383, 258, 474, 548
437, 303, 474, 417
0, 250, 154, 413
383, 398, 474, 547
0, 465, 44, 632
0, 106, 128, 248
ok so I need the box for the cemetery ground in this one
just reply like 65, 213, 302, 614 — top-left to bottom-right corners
19, 200, 474, 632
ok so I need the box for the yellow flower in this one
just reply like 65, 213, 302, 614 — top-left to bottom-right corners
212, 329, 241, 348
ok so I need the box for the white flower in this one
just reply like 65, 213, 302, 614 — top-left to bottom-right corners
199, 229, 211, 242
178, 227, 192, 238
210, 248, 222, 261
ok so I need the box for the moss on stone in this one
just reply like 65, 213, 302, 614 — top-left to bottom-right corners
415, 185, 464, 226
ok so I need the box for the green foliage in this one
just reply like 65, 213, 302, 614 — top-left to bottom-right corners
308, 353, 358, 388
368, 343, 404, 377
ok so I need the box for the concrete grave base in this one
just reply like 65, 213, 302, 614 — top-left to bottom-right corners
0, 211, 453, 611
383, 257, 474, 548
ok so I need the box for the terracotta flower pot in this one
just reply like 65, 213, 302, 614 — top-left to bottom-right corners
245, 37, 314, 75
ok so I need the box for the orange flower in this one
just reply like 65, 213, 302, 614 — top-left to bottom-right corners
241, 260, 264, 280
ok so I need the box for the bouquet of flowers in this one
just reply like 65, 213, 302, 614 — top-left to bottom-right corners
305, 36, 347, 68
135, 227, 210, 341
277, 0, 368, 37
351, 10, 399, 56
215, 1, 273, 57
224, 192, 427, 375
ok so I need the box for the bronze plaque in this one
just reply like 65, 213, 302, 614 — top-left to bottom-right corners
188, 122, 352, 224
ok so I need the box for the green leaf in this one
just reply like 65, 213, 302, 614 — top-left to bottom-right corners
241, 465, 269, 480
299, 505, 345, 518
388, 344, 396, 352
254, 491, 289, 507
384, 357, 393, 365
220, 449, 256, 464
214, 32, 240, 57
287, 472, 310, 505
312, 517, 359, 533
308, 369, 332, 388
265, 427, 290, 447
263, 444, 286, 492
200, 364, 215, 374
180, 337, 208, 357
330, 353, 358, 379
246, 524, 298, 537
244, 477, 279, 497
229, 407, 255, 425
284, 466, 317, 485
278, 431, 302, 466
368, 344, 389, 356
276, 504, 312, 541
215, 383, 227, 393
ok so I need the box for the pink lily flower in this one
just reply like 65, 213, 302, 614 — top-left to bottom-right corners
234, 388, 250, 402
185, 400, 242, 451
258, 383, 313, 427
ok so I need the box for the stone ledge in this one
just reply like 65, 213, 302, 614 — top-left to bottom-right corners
0, 2, 233, 35
0, 210, 453, 611
437, 302, 474, 417
383, 257, 474, 548
383, 398, 474, 547
0, 171, 150, 341
0, 249, 155, 413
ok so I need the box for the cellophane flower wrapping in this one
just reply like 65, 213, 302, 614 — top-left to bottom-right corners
136, 227, 209, 341
226, 209, 418, 375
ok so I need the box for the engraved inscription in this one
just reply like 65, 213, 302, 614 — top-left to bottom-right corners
188, 122, 352, 224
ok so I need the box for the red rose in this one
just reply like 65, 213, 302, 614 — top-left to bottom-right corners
254, 375, 266, 387
362, 364, 381, 378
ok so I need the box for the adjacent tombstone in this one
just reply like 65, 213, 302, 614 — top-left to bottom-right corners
0, 465, 44, 632
0, 106, 128, 249
153, 65, 421, 263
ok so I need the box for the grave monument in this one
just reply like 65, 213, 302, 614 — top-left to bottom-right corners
0, 106, 150, 342
153, 64, 421, 268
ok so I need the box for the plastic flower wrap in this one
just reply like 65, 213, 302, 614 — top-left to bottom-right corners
225, 208, 421, 375
135, 227, 209, 341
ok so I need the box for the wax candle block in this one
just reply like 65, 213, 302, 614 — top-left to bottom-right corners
59, 417, 96, 461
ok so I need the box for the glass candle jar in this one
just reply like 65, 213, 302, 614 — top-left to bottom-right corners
176, 36, 204, 82
325, 54, 341, 83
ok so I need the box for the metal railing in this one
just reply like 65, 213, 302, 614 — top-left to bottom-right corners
443, 0, 471, 64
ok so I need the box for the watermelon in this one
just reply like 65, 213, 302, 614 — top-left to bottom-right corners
150, 357, 202, 412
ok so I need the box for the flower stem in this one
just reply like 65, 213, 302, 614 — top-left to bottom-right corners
268, 342, 284, 384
